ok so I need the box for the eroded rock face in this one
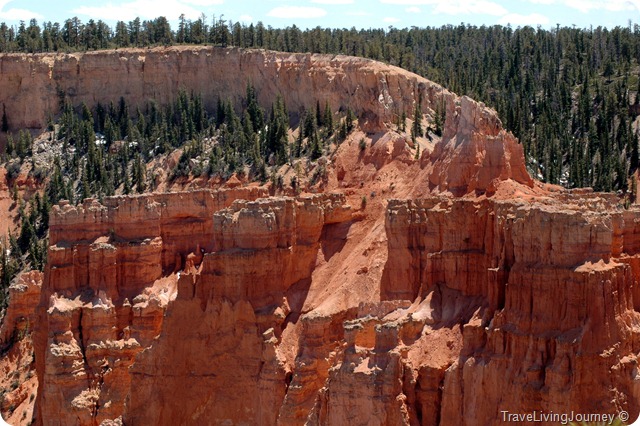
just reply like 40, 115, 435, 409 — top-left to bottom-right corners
428, 96, 534, 195
34, 187, 266, 424
33, 190, 355, 425
125, 193, 355, 425
31, 186, 640, 426
0, 46, 448, 134
1, 271, 42, 346
0, 48, 636, 426
0, 271, 41, 425
373, 195, 640, 425
0, 46, 534, 195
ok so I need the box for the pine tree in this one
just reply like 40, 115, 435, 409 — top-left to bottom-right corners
123, 167, 131, 194
5, 134, 14, 157
104, 116, 117, 148
242, 110, 254, 141
323, 101, 333, 135
246, 83, 264, 132
434, 103, 445, 137
411, 101, 422, 143
1, 107, 8, 133
296, 126, 303, 157
215, 96, 225, 127
192, 93, 206, 133
346, 108, 355, 133
39, 193, 50, 235
339, 121, 348, 141
134, 154, 146, 193
81, 165, 91, 201
310, 131, 322, 160
28, 233, 41, 270
18, 215, 35, 254
303, 109, 317, 139
8, 231, 20, 259
315, 100, 323, 127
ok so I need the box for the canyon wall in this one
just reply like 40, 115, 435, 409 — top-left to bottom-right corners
35, 187, 270, 424
31, 186, 640, 425
374, 194, 640, 424
0, 271, 41, 426
34, 188, 356, 425
0, 46, 454, 134
0, 47, 636, 425
0, 46, 534, 194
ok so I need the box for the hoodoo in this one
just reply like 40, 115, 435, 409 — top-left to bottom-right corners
0, 46, 638, 425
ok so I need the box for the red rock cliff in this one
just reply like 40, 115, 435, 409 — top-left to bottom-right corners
0, 47, 635, 426
0, 46, 533, 193
34, 189, 356, 425
377, 194, 640, 425
0, 46, 450, 133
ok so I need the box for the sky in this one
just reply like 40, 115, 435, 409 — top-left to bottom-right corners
0, 0, 638, 30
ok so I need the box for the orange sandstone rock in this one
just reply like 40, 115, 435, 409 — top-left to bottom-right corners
0, 271, 42, 425
0, 46, 453, 135
0, 47, 634, 426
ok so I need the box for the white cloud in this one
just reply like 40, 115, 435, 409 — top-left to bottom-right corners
73, 0, 214, 21
311, 0, 354, 4
624, 0, 640, 10
72, 0, 210, 21
1, 8, 43, 21
379, 0, 435, 4
384, 16, 401, 22
523, 0, 640, 12
499, 12, 550, 26
238, 14, 253, 22
181, 0, 223, 5
561, 0, 591, 12
380, 0, 507, 16
406, 6, 422, 13
267, 6, 327, 19
434, 0, 507, 16
563, 0, 638, 12
0, 0, 43, 21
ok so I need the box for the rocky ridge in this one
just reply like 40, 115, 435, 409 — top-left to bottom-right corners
0, 46, 447, 134
0, 271, 41, 425
36, 189, 354, 425
0, 47, 636, 425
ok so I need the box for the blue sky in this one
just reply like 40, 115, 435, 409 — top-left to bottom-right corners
0, 0, 638, 30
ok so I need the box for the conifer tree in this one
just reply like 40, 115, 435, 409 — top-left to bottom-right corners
346, 108, 355, 133
323, 101, 333, 135
123, 167, 131, 195
315, 100, 323, 127
1, 107, 8, 133
81, 165, 91, 201
134, 153, 146, 193
411, 101, 422, 143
